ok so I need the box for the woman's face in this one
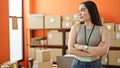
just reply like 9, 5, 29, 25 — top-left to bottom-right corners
78, 4, 91, 22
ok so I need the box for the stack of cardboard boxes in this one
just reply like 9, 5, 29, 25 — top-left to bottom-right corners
102, 23, 120, 66
32, 49, 52, 68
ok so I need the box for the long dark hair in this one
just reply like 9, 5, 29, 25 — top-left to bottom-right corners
80, 1, 102, 26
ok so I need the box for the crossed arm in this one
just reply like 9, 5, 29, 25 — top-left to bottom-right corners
68, 24, 110, 57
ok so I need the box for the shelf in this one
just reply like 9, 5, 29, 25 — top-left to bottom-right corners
110, 47, 120, 50
103, 65, 120, 68
30, 44, 68, 49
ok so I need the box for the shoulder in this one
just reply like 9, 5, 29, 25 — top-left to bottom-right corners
71, 24, 81, 32
100, 25, 110, 34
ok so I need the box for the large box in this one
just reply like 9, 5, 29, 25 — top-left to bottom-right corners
45, 15, 61, 29
28, 14, 44, 29
115, 24, 120, 32
49, 48, 62, 62
104, 23, 114, 31
33, 61, 52, 68
48, 31, 62, 45
36, 49, 50, 62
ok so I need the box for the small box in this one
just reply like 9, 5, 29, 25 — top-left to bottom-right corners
62, 21, 73, 29
116, 32, 120, 40
36, 49, 50, 62
33, 61, 52, 68
30, 37, 42, 45
45, 15, 61, 29
28, 14, 44, 29
62, 15, 74, 22
115, 24, 120, 32
104, 23, 114, 31
48, 31, 62, 45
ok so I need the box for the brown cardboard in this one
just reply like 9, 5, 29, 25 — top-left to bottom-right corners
116, 32, 120, 40
100, 17, 104, 25
115, 40, 120, 47
109, 51, 117, 58
45, 15, 61, 29
109, 57, 117, 65
33, 61, 52, 68
62, 15, 74, 22
12, 17, 18, 30
28, 47, 36, 60
104, 23, 115, 31
48, 31, 62, 45
36, 49, 50, 62
62, 21, 73, 29
115, 24, 120, 32
101, 55, 108, 65
110, 31, 116, 40
110, 40, 116, 47
1, 61, 18, 68
49, 48, 62, 62
30, 37, 42, 45
28, 14, 44, 29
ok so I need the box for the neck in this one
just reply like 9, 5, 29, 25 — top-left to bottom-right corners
84, 22, 94, 29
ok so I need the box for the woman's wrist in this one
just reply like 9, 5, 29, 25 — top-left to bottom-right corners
83, 45, 89, 52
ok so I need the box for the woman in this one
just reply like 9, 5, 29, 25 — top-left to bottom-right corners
68, 1, 110, 68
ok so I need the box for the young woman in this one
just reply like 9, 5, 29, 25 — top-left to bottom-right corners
68, 1, 110, 68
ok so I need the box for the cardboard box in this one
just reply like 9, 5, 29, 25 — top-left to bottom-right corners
48, 31, 62, 45
101, 55, 108, 65
33, 61, 52, 68
110, 31, 116, 40
104, 23, 114, 31
101, 17, 104, 25
116, 32, 120, 40
62, 15, 74, 22
115, 40, 120, 47
30, 37, 42, 45
110, 40, 116, 47
28, 47, 36, 60
45, 15, 61, 29
62, 21, 73, 29
115, 24, 120, 32
49, 48, 62, 62
109, 51, 117, 57
28, 14, 44, 29
1, 61, 18, 68
36, 49, 50, 62
109, 57, 117, 65
73, 20, 81, 24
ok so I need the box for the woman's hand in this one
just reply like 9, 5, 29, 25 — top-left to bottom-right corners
74, 44, 84, 50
